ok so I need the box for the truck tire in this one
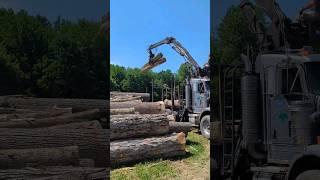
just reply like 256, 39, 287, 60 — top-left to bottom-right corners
200, 115, 210, 139
296, 170, 320, 180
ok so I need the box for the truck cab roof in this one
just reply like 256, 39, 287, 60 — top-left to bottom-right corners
255, 53, 320, 73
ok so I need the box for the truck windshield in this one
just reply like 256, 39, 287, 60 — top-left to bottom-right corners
305, 62, 320, 95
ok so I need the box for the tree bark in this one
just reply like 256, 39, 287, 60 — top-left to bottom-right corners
134, 102, 165, 114
0, 167, 108, 180
111, 92, 150, 102
110, 133, 186, 166
111, 96, 142, 102
79, 159, 95, 167
0, 108, 105, 128
0, 146, 79, 169
0, 109, 51, 120
169, 122, 194, 133
110, 114, 169, 140
0, 108, 72, 122
110, 100, 141, 109
110, 108, 135, 115
48, 120, 102, 129
0, 128, 109, 167
0, 96, 107, 111
0, 107, 35, 114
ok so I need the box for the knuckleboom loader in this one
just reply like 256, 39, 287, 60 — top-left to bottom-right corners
213, 0, 320, 179
141, 37, 211, 138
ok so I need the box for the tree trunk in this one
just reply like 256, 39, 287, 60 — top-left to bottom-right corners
0, 128, 109, 167
0, 96, 107, 110
111, 96, 142, 102
0, 167, 108, 180
0, 109, 105, 128
134, 102, 165, 114
110, 108, 135, 115
0, 107, 35, 114
79, 159, 95, 167
110, 114, 169, 140
0, 108, 72, 120
110, 133, 186, 166
169, 122, 194, 133
110, 100, 141, 109
0, 146, 79, 169
79, 159, 94, 167
48, 120, 102, 129
0, 115, 7, 122
0, 108, 72, 122
111, 92, 150, 102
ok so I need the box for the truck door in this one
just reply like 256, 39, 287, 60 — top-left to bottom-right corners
198, 81, 208, 108
268, 66, 309, 162
192, 81, 201, 113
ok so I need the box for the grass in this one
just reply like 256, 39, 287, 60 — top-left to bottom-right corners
186, 132, 208, 163
111, 131, 210, 180
111, 160, 178, 180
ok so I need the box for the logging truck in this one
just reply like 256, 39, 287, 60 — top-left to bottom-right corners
212, 0, 320, 179
142, 37, 211, 138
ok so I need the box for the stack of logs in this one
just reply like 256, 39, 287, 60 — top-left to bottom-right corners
0, 95, 109, 180
110, 92, 194, 167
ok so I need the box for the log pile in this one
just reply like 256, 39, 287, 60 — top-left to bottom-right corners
0, 96, 109, 180
110, 91, 150, 102
110, 92, 194, 167
110, 91, 166, 115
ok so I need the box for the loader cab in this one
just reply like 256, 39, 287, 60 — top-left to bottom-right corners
190, 78, 210, 113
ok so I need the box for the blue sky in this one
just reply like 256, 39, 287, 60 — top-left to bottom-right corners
212, 0, 310, 34
111, 0, 210, 73
0, 0, 107, 22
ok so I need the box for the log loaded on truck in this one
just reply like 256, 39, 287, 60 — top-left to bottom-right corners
212, 0, 320, 179
141, 37, 211, 138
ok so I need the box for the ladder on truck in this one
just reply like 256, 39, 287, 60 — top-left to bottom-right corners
219, 64, 242, 179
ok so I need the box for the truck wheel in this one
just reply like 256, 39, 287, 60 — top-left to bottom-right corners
200, 115, 210, 139
296, 170, 320, 180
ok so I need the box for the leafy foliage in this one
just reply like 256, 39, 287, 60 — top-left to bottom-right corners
110, 63, 190, 101
216, 6, 256, 64
0, 8, 108, 99
210, 6, 259, 119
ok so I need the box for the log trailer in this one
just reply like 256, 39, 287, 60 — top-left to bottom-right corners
212, 0, 320, 179
141, 37, 211, 138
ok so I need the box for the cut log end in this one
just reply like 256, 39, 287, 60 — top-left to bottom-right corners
176, 132, 186, 145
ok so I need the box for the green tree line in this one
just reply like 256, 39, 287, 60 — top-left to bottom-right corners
210, 6, 259, 119
110, 63, 192, 101
0, 8, 108, 99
